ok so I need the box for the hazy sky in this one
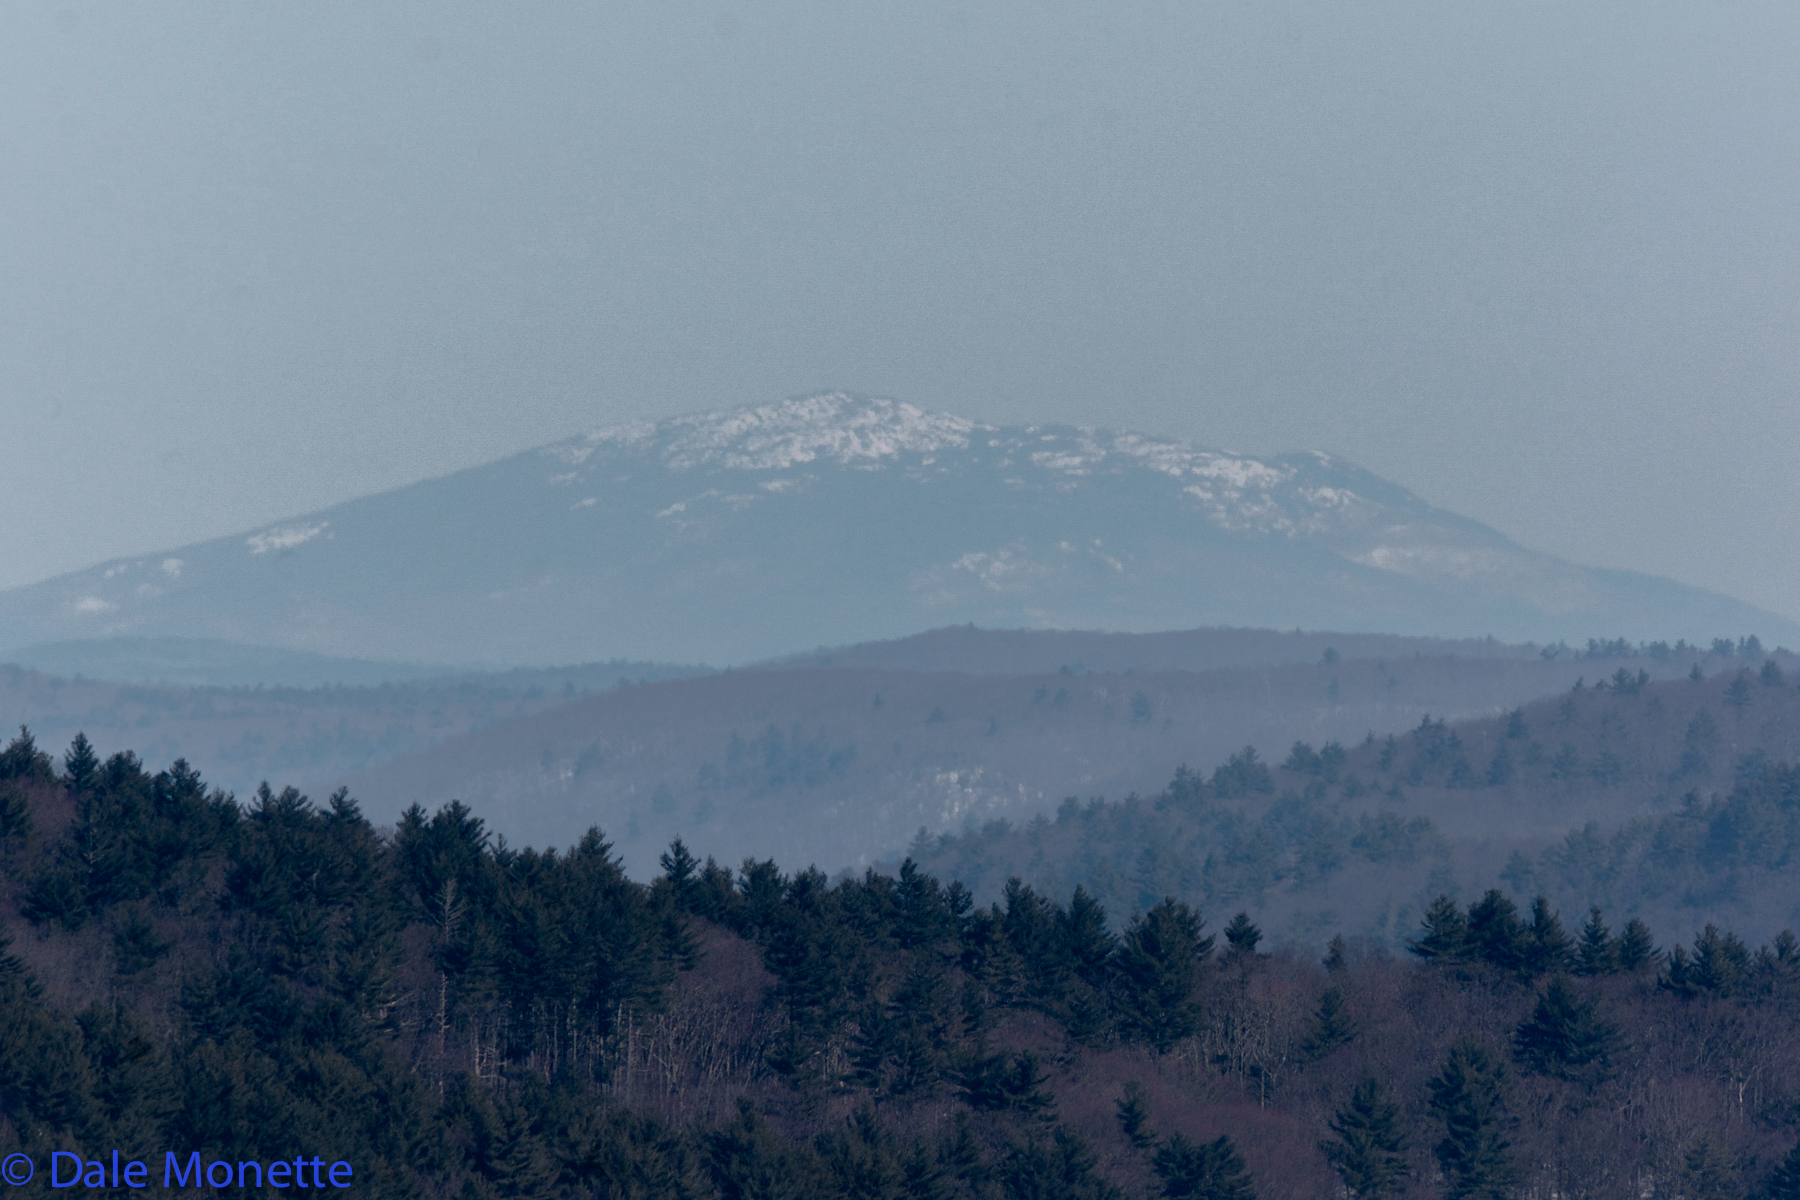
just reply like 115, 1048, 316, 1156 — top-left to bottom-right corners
4, 3, 1797, 620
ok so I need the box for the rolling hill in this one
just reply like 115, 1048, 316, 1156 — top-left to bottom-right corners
325, 633, 1713, 875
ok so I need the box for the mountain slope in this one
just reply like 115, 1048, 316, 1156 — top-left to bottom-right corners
3, 393, 1791, 664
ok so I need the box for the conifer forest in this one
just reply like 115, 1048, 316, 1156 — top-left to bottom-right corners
5, 727, 1800, 1199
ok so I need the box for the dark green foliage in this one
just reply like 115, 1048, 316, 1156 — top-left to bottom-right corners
1301, 987, 1359, 1061
1763, 1138, 1800, 1199
1115, 1081, 1155, 1148
1663, 924, 1752, 998
1524, 896, 1573, 976
707, 1099, 823, 1200
1511, 976, 1621, 1087
21, 753, 237, 929
1324, 934, 1348, 973
1464, 891, 1527, 975
1572, 907, 1615, 977
1210, 747, 1273, 799
11, 734, 1800, 1198
0, 726, 55, 783
1615, 918, 1657, 972
61, 732, 99, 792
1428, 1042, 1517, 1200
1114, 898, 1212, 1050
110, 906, 173, 976
1409, 895, 1467, 963
998, 1128, 1123, 1200
957, 1048, 1055, 1116
1324, 1077, 1409, 1199
1151, 1134, 1256, 1200
1223, 912, 1262, 956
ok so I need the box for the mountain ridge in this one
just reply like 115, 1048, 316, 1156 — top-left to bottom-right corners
3, 392, 1792, 664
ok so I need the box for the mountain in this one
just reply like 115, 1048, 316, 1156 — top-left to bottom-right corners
2, 393, 1793, 665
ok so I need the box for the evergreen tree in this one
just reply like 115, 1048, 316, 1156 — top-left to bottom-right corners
1324, 934, 1349, 973
0, 727, 54, 783
1614, 919, 1658, 972
1115, 1081, 1155, 1149
1058, 886, 1117, 989
1763, 1138, 1800, 1200
1301, 988, 1359, 1061
1464, 891, 1527, 975
660, 837, 700, 906
1152, 1134, 1256, 1200
1524, 896, 1572, 976
707, 1099, 823, 1200
1512, 976, 1621, 1087
1572, 907, 1615, 977
62, 733, 99, 793
1428, 1042, 1518, 1200
815, 1108, 907, 1200
1223, 912, 1262, 957
1409, 895, 1466, 964
1485, 741, 1514, 787
1113, 898, 1212, 1050
1324, 1077, 1409, 1199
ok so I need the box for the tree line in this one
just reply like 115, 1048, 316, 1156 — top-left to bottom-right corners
6, 728, 1800, 1197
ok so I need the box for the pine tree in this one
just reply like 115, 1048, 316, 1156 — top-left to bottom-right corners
0, 727, 54, 783
1324, 1077, 1410, 1199
62, 733, 99, 793
1301, 988, 1359, 1061
1428, 1042, 1518, 1200
1409, 895, 1466, 964
1524, 896, 1572, 976
1614, 919, 1657, 972
1152, 1134, 1256, 1200
1059, 886, 1117, 988
1763, 1137, 1800, 1199
1223, 912, 1262, 957
1572, 907, 1615, 976
1113, 898, 1212, 1051
1324, 934, 1349, 973
1464, 891, 1527, 975
659, 837, 699, 906
1512, 976, 1621, 1087
1116, 1081, 1155, 1149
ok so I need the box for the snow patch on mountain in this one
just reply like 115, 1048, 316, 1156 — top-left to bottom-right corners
246, 523, 328, 555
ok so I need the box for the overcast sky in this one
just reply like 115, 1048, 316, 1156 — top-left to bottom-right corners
3, 2, 1797, 621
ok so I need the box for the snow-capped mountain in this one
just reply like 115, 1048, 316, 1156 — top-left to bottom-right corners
3, 393, 1792, 665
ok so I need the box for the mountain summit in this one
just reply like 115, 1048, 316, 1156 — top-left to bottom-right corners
3, 393, 1790, 664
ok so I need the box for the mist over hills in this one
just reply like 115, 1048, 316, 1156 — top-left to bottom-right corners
3, 393, 1792, 667
910, 655, 1800, 948
326, 638, 1706, 877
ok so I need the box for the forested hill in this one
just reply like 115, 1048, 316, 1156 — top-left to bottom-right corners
5, 730, 1800, 1199
907, 657, 1800, 948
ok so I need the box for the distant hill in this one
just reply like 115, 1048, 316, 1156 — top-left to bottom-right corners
2, 392, 1793, 666
327, 644, 1705, 876
3, 635, 706, 690
0, 658, 705, 799
780, 623, 1542, 674
905, 651, 1800, 946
